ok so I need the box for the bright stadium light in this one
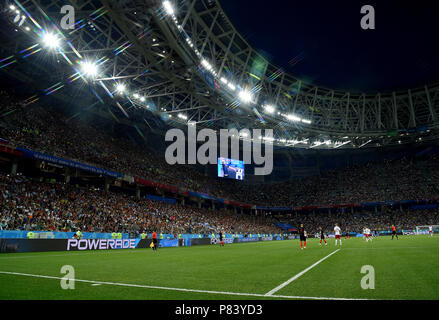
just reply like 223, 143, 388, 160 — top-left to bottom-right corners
178, 113, 187, 120
201, 59, 213, 71
9, 5, 16, 10
163, 1, 175, 15
238, 90, 252, 103
80, 61, 98, 78
286, 114, 301, 122
133, 93, 139, 99
264, 105, 276, 114
227, 83, 236, 91
140, 97, 145, 102
42, 32, 60, 49
116, 83, 126, 94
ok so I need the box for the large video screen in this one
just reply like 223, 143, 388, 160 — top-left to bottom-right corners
217, 157, 244, 180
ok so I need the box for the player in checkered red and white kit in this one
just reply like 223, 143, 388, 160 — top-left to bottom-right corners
298, 224, 307, 250
334, 224, 342, 246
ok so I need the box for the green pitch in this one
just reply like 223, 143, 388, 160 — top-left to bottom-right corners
1, 235, 438, 300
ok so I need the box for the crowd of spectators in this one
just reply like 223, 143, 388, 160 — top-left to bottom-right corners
230, 156, 439, 207
2, 92, 438, 208
0, 172, 280, 235
1, 91, 439, 234
1, 172, 438, 235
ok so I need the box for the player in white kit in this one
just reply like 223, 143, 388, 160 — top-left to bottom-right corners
364, 227, 372, 242
334, 224, 342, 246
429, 226, 433, 237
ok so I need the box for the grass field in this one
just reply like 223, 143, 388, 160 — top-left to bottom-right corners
1, 235, 439, 300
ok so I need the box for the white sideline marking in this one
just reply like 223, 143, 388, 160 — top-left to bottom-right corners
265, 249, 340, 296
0, 270, 368, 300
0, 245, 423, 260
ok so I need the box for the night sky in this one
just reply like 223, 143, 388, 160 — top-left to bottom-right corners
220, 0, 439, 93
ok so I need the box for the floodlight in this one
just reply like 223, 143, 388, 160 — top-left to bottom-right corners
163, 1, 175, 15
286, 114, 300, 122
238, 90, 252, 103
80, 61, 98, 77
133, 93, 139, 99
140, 97, 145, 102
116, 84, 126, 93
264, 105, 275, 114
201, 59, 213, 71
42, 32, 60, 49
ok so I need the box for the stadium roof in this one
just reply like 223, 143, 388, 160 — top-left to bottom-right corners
1, 0, 439, 150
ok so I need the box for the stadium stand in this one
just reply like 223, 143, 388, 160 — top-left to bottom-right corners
1, 91, 439, 235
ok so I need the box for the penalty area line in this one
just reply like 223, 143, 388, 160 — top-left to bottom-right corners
0, 270, 367, 300
265, 249, 341, 296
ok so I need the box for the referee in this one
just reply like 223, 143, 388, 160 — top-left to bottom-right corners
152, 231, 158, 251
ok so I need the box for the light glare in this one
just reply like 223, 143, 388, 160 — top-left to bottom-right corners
42, 32, 60, 49
264, 105, 275, 114
163, 1, 175, 15
238, 90, 252, 103
116, 84, 126, 93
80, 61, 98, 77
